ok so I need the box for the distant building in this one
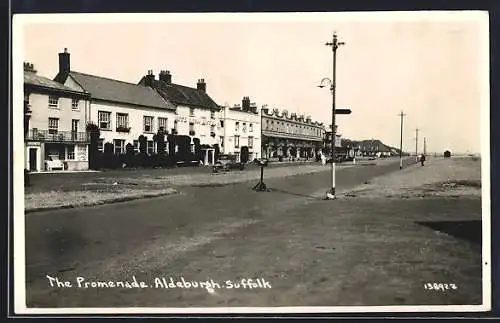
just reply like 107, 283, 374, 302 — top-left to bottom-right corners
219, 97, 262, 162
24, 62, 91, 172
261, 108, 325, 160
324, 128, 342, 150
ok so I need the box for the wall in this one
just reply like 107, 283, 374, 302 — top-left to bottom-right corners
261, 114, 325, 140
28, 92, 89, 132
90, 100, 176, 145
175, 105, 219, 146
219, 106, 261, 160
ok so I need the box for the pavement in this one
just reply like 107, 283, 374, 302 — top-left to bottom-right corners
23, 157, 482, 309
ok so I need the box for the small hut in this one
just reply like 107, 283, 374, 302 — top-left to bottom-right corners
444, 150, 451, 158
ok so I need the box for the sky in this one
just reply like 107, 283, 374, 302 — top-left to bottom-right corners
17, 12, 488, 154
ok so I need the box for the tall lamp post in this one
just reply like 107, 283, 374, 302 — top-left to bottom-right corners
318, 32, 345, 200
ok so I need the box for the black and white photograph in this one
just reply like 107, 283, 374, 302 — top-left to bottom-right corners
13, 11, 490, 314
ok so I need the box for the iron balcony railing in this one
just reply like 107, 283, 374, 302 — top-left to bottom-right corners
25, 129, 90, 143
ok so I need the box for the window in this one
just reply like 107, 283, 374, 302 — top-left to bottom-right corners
158, 117, 168, 132
98, 111, 111, 130
249, 123, 253, 132
248, 136, 254, 148
210, 110, 215, 119
220, 136, 224, 147
220, 120, 224, 128
97, 139, 104, 152
174, 120, 178, 131
189, 122, 194, 132
71, 119, 79, 140
234, 135, 240, 148
189, 108, 195, 117
133, 140, 139, 153
48, 96, 59, 108
48, 118, 59, 135
147, 140, 154, 155
72, 99, 79, 110
67, 145, 75, 160
114, 139, 125, 154
116, 113, 129, 128
71, 119, 79, 132
143, 116, 154, 133
210, 125, 215, 133
235, 122, 240, 132
242, 123, 247, 133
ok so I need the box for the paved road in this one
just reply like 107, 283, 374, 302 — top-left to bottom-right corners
24, 157, 481, 308
25, 158, 388, 194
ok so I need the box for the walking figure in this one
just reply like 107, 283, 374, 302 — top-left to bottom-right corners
420, 154, 426, 166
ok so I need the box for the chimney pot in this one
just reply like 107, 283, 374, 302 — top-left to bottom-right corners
159, 69, 172, 83
197, 78, 206, 92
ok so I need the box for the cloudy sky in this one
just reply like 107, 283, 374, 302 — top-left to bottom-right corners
17, 12, 488, 154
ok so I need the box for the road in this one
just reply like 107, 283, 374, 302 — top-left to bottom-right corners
24, 157, 482, 308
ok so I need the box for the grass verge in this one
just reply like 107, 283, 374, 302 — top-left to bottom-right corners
25, 187, 177, 213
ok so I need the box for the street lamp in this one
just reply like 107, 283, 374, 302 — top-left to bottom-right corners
318, 31, 345, 200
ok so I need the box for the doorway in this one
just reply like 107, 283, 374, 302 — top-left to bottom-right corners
29, 148, 37, 171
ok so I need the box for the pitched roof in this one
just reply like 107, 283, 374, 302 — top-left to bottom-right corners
139, 77, 220, 110
66, 71, 174, 110
25, 71, 84, 94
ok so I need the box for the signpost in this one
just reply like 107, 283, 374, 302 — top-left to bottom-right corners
334, 109, 352, 115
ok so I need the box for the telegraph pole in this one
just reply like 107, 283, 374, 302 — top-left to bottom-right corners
398, 111, 406, 169
324, 32, 345, 200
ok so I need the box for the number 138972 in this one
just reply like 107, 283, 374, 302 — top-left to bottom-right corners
424, 282, 458, 291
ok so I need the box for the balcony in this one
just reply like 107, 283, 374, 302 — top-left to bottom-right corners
25, 129, 90, 143
116, 126, 131, 133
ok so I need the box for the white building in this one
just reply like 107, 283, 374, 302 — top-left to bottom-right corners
139, 70, 222, 165
219, 97, 262, 162
24, 62, 91, 172
53, 49, 176, 155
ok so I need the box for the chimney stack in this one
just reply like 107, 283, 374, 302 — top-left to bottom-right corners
58, 48, 70, 75
159, 70, 172, 84
144, 69, 155, 87
24, 62, 37, 73
242, 96, 250, 111
197, 78, 206, 92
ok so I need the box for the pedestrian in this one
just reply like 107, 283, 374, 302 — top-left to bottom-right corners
420, 154, 426, 166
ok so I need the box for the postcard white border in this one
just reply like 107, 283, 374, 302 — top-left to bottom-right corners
12, 11, 491, 315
